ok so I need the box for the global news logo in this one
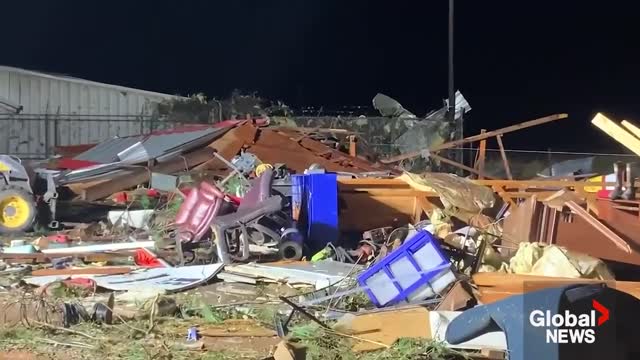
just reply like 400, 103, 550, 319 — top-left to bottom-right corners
529, 300, 609, 344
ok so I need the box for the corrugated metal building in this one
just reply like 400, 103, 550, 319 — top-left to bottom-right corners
0, 65, 186, 158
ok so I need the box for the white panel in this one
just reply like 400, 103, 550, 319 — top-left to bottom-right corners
0, 66, 184, 157
8, 72, 20, 105
70, 82, 81, 114
127, 93, 138, 136
59, 80, 69, 114
89, 86, 98, 115
29, 76, 41, 156
0, 71, 9, 99
109, 91, 119, 137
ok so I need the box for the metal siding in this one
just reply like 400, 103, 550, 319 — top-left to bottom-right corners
0, 66, 186, 158
0, 66, 181, 116
0, 71, 8, 102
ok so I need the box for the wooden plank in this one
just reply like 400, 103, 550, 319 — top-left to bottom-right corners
565, 201, 631, 253
346, 307, 431, 352
31, 267, 133, 276
495, 135, 513, 180
339, 193, 415, 231
193, 122, 258, 171
473, 273, 640, 303
382, 113, 569, 163
348, 135, 357, 157
339, 178, 622, 189
81, 124, 259, 201
591, 113, 640, 156
621, 120, 640, 139
476, 129, 487, 179
81, 146, 217, 201
412, 197, 421, 223
429, 153, 498, 180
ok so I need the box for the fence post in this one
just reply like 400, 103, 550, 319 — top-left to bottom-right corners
53, 110, 59, 151
547, 148, 553, 176
44, 114, 50, 158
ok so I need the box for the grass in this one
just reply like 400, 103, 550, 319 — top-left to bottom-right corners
0, 292, 478, 360
288, 323, 474, 360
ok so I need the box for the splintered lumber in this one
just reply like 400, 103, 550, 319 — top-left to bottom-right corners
565, 201, 631, 253
621, 119, 640, 139
382, 113, 569, 163
473, 272, 640, 303
476, 129, 487, 179
591, 113, 640, 156
80, 147, 217, 201
80, 124, 259, 201
495, 135, 513, 180
429, 153, 497, 180
194, 122, 258, 171
31, 267, 133, 276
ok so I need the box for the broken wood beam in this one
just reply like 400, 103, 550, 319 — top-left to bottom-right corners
193, 122, 258, 171
621, 120, 640, 139
81, 124, 257, 201
591, 113, 640, 156
476, 129, 487, 179
565, 200, 632, 253
81, 147, 217, 201
31, 267, 133, 276
348, 135, 357, 157
381, 113, 569, 163
496, 134, 513, 180
429, 153, 497, 180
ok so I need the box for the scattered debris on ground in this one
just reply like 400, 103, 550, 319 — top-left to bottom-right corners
2, 110, 640, 359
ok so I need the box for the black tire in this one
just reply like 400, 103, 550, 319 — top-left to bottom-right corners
279, 240, 303, 261
0, 185, 36, 234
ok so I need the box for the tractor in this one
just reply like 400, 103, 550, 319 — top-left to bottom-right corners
0, 155, 58, 234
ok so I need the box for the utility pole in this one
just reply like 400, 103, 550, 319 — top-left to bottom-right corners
447, 0, 462, 172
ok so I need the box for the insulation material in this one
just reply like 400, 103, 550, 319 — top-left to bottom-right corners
399, 172, 495, 213
503, 243, 614, 280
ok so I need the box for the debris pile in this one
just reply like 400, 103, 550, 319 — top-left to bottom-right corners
2, 111, 640, 359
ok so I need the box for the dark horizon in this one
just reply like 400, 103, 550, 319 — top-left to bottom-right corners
2, 1, 639, 154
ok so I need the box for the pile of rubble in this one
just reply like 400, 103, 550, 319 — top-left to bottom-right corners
2, 111, 640, 359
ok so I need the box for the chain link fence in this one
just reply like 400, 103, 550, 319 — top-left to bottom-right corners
0, 113, 184, 159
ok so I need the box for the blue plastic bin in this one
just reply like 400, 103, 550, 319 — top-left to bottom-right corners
291, 173, 339, 254
357, 230, 454, 307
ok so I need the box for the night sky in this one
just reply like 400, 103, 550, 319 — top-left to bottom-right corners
3, 1, 639, 152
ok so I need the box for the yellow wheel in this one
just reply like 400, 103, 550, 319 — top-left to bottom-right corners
255, 163, 273, 177
0, 186, 36, 234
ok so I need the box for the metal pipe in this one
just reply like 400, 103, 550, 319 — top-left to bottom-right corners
448, 0, 455, 122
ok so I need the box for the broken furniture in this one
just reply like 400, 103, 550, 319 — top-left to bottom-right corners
446, 284, 640, 360
173, 181, 226, 265
212, 168, 301, 264
175, 181, 225, 243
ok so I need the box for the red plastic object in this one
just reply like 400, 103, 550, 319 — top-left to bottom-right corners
175, 181, 225, 242
112, 192, 129, 203
63, 278, 97, 290
597, 189, 611, 199
147, 189, 160, 197
227, 194, 242, 205
47, 234, 69, 244
134, 249, 164, 268
49, 158, 100, 170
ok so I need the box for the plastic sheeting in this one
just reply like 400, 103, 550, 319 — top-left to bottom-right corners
501, 242, 614, 280
399, 172, 495, 213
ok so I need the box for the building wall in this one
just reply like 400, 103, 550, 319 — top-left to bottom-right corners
0, 66, 181, 116
0, 66, 184, 158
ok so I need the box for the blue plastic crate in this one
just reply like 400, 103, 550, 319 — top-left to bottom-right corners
357, 230, 454, 307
